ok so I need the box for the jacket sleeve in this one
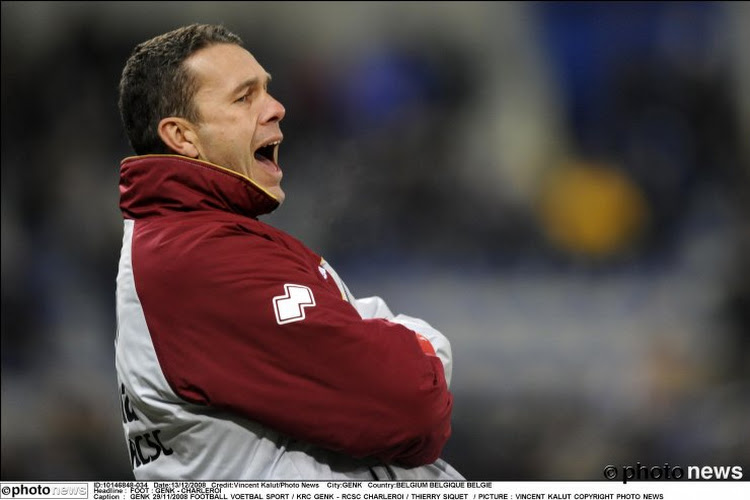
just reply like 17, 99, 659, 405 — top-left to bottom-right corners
387, 314, 453, 388
321, 260, 454, 387
132, 221, 453, 467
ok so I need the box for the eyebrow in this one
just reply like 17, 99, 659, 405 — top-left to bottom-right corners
231, 73, 272, 96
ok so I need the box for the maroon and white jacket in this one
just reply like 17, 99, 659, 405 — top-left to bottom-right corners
115, 155, 462, 480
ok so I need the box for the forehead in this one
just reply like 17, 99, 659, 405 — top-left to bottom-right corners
185, 43, 268, 96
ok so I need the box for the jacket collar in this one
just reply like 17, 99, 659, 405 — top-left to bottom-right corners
119, 155, 280, 220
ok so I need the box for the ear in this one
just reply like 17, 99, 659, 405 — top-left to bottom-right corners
157, 117, 200, 158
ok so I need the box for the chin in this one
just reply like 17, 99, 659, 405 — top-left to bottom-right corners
270, 187, 285, 204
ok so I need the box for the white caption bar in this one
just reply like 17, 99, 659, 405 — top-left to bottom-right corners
0, 481, 747, 500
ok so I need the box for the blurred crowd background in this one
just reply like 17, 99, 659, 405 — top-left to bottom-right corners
2, 1, 748, 480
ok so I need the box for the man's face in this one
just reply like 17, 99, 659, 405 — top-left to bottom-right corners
185, 43, 286, 203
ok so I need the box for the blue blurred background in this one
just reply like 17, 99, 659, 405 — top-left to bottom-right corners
2, 1, 748, 480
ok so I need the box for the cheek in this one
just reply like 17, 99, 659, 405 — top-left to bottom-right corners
216, 120, 255, 146
201, 127, 243, 154
196, 113, 256, 161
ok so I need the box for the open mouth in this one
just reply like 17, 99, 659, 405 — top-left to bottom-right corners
254, 140, 281, 169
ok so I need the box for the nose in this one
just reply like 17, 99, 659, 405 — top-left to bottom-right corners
264, 94, 286, 124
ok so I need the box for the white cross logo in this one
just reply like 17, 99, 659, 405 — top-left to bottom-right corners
273, 284, 316, 325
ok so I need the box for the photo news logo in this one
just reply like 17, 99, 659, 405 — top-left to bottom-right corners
603, 462, 744, 484
0, 484, 87, 499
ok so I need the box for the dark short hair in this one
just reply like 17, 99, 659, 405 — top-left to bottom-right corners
118, 24, 243, 155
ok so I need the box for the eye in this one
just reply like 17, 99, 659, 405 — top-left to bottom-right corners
235, 94, 249, 103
